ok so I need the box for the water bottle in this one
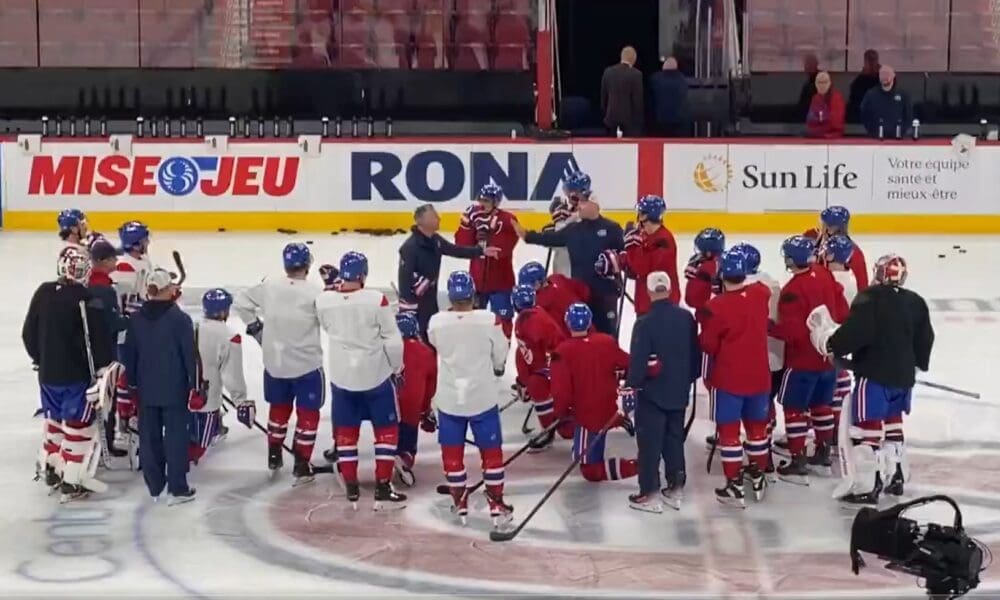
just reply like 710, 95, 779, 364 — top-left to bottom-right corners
150, 117, 158, 138
179, 117, 187, 137
99, 116, 108, 136
163, 117, 171, 138
228, 116, 236, 137
68, 117, 76, 137
41, 115, 49, 136
385, 117, 392, 138
272, 116, 280, 138
195, 117, 204, 137
980, 118, 989, 140
243, 117, 251, 138
351, 116, 359, 138
335, 116, 342, 138
55, 116, 63, 137
877, 118, 884, 140
895, 119, 902, 140
83, 117, 91, 137
257, 117, 265, 138
135, 116, 144, 138
321, 116, 329, 137
912, 118, 920, 141
366, 116, 374, 138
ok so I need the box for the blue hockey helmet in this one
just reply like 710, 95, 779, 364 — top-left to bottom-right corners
564, 302, 593, 333
636, 195, 666, 224
282, 242, 312, 271
694, 227, 725, 255
821, 205, 851, 231
731, 242, 761, 275
57, 208, 86, 232
202, 288, 233, 317
447, 270, 476, 303
518, 261, 547, 288
824, 234, 854, 264
781, 235, 816, 269
338, 251, 368, 282
562, 171, 592, 199
118, 220, 150, 251
396, 312, 420, 338
478, 182, 503, 205
719, 248, 747, 280
511, 284, 537, 312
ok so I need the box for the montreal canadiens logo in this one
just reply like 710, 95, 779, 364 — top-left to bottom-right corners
157, 156, 199, 196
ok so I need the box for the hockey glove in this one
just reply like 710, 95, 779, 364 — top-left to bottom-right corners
188, 389, 206, 412
549, 197, 572, 223
807, 305, 839, 358
236, 400, 256, 429
617, 386, 638, 418
246, 319, 264, 345
412, 274, 432, 298
391, 369, 404, 391
684, 253, 706, 280
493, 367, 505, 378
319, 263, 340, 289
473, 212, 500, 244
623, 225, 642, 251
420, 410, 438, 433
710, 273, 722, 295
398, 300, 419, 314
646, 353, 662, 377
594, 249, 622, 278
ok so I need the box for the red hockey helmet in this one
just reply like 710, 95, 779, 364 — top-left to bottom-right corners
873, 254, 908, 286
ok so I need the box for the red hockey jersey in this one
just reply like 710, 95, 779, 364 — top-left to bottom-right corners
551, 333, 629, 432
771, 264, 849, 371
699, 284, 772, 395
397, 337, 437, 423
514, 307, 566, 380
804, 227, 869, 290
625, 225, 681, 313
455, 207, 519, 293
537, 273, 590, 335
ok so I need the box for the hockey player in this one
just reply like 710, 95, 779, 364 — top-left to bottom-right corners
511, 284, 567, 450
546, 172, 588, 277
810, 254, 933, 504
23, 247, 114, 501
805, 205, 868, 290
684, 227, 725, 317
428, 271, 512, 527
770, 235, 849, 484
551, 303, 638, 483
393, 312, 437, 487
823, 235, 859, 444
699, 250, 772, 507
621, 195, 681, 313
454, 183, 519, 338
233, 243, 324, 485
316, 251, 406, 509
517, 261, 590, 337
189, 289, 252, 465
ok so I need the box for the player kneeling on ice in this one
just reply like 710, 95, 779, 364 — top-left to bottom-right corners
699, 250, 773, 507
624, 272, 699, 513
809, 254, 934, 506
189, 289, 253, 465
121, 268, 198, 505
393, 312, 438, 487
23, 247, 115, 502
551, 303, 637, 484
234, 243, 324, 486
316, 251, 407, 509
428, 271, 512, 528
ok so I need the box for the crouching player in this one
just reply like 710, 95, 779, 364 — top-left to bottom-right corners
394, 312, 437, 487
511, 284, 566, 451
429, 272, 512, 527
189, 289, 253, 465
551, 303, 637, 483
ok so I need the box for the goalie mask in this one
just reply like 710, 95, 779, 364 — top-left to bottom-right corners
57, 246, 92, 284
873, 254, 908, 286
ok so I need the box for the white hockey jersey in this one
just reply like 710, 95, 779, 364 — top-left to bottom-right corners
833, 269, 858, 307
315, 287, 403, 392
110, 252, 153, 343
428, 309, 509, 417
749, 271, 785, 372
195, 319, 248, 412
233, 276, 323, 379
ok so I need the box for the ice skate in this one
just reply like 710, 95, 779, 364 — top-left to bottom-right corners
58, 482, 91, 504
744, 465, 767, 502
715, 478, 745, 508
629, 492, 664, 514
764, 453, 778, 484
322, 447, 337, 463
660, 482, 684, 511
839, 473, 882, 507
884, 465, 905, 496
167, 488, 197, 506
808, 442, 833, 477
292, 456, 315, 487
527, 428, 555, 453
777, 455, 810, 486
394, 453, 416, 488
40, 465, 60, 490
704, 433, 717, 451
486, 490, 514, 529
449, 486, 469, 525
268, 445, 283, 476
345, 482, 361, 510
373, 481, 407, 511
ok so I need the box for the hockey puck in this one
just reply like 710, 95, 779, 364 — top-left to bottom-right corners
217, 227, 227, 232
306, 240, 313, 245
953, 245, 962, 249
938, 254, 946, 258
959, 248, 968, 254
277, 228, 298, 235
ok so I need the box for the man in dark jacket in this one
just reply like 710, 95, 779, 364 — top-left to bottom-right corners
87, 239, 129, 456
397, 204, 500, 339
623, 272, 699, 512
649, 57, 690, 137
600, 46, 644, 136
860, 65, 912, 138
514, 197, 625, 336
121, 268, 197, 505
848, 49, 880, 123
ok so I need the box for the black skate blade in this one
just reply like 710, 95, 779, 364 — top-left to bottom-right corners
715, 496, 746, 509
489, 529, 517, 542
311, 463, 335, 474
292, 475, 316, 488
777, 473, 810, 487
373, 501, 407, 512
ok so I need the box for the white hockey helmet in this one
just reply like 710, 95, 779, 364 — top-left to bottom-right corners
57, 246, 92, 284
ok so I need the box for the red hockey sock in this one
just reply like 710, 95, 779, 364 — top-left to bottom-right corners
557, 421, 575, 440
579, 462, 607, 482
267, 404, 293, 448
441, 445, 466, 489
884, 415, 904, 443
334, 426, 361, 483
531, 396, 557, 430
852, 420, 883, 449
188, 443, 206, 465
783, 409, 809, 457
373, 425, 398, 482
606, 457, 637, 480
743, 420, 770, 472
810, 405, 835, 446
293, 407, 319, 462
480, 447, 504, 496
717, 421, 744, 479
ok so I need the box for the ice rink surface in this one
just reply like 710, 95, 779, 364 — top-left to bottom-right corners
1, 229, 999, 599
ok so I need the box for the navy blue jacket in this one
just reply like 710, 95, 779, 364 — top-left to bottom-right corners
649, 70, 689, 126
121, 300, 195, 408
525, 216, 624, 296
397, 226, 482, 307
860, 83, 912, 138
625, 299, 700, 411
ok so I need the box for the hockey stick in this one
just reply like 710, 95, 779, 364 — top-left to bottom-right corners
683, 383, 697, 440
171, 250, 186, 285
520, 405, 535, 434
490, 413, 618, 542
498, 395, 520, 414
543, 248, 553, 275
221, 394, 334, 474
916, 379, 980, 400
436, 418, 564, 497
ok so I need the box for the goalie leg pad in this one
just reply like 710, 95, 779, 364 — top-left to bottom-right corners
834, 442, 881, 499
44, 419, 64, 469
60, 421, 108, 493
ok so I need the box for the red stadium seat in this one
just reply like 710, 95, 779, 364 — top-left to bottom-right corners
341, 11, 371, 45
455, 0, 493, 15
453, 12, 490, 70
341, 0, 376, 13
492, 13, 530, 70
338, 43, 374, 67
373, 43, 409, 68
378, 0, 414, 13
414, 12, 448, 68
496, 0, 532, 16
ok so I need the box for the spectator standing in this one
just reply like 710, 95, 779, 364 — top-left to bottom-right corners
848, 49, 881, 123
649, 57, 690, 137
806, 71, 845, 138
600, 46, 644, 137
796, 54, 820, 120
860, 65, 912, 139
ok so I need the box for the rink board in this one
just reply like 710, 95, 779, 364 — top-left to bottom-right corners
2, 137, 1000, 233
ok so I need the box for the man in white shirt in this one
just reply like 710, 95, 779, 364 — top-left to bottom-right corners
428, 271, 511, 528
315, 251, 405, 510
233, 243, 324, 485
